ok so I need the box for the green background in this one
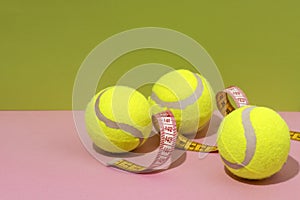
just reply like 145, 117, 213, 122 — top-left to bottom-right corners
1, 0, 299, 111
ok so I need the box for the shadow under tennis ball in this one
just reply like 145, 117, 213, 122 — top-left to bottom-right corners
135, 134, 187, 174
194, 112, 223, 139
92, 134, 187, 174
133, 134, 160, 154
92, 143, 140, 158
140, 151, 187, 175
92, 133, 161, 158
224, 155, 299, 185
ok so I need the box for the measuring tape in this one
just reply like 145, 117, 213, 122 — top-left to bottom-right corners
216, 86, 249, 116
216, 86, 300, 141
108, 110, 178, 173
290, 131, 300, 141
104, 86, 300, 173
108, 110, 217, 173
176, 134, 218, 152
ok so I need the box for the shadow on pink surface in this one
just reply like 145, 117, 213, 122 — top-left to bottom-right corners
140, 152, 188, 174
92, 134, 188, 174
224, 155, 299, 185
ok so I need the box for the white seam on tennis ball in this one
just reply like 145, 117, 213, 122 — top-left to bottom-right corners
221, 106, 257, 169
150, 73, 203, 109
94, 90, 144, 144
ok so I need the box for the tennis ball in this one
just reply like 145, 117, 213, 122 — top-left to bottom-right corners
149, 69, 213, 135
217, 106, 290, 180
85, 86, 152, 153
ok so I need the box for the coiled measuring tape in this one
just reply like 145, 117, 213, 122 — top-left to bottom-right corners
108, 86, 299, 173
216, 86, 249, 116
108, 111, 217, 173
216, 86, 300, 142
108, 111, 177, 173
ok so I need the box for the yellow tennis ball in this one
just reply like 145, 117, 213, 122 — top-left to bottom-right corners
149, 69, 213, 135
217, 106, 290, 180
85, 86, 152, 153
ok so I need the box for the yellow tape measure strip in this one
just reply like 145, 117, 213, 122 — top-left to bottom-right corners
176, 134, 218, 153
111, 159, 147, 172
290, 131, 300, 141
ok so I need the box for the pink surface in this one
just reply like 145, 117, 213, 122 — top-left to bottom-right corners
0, 111, 299, 200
